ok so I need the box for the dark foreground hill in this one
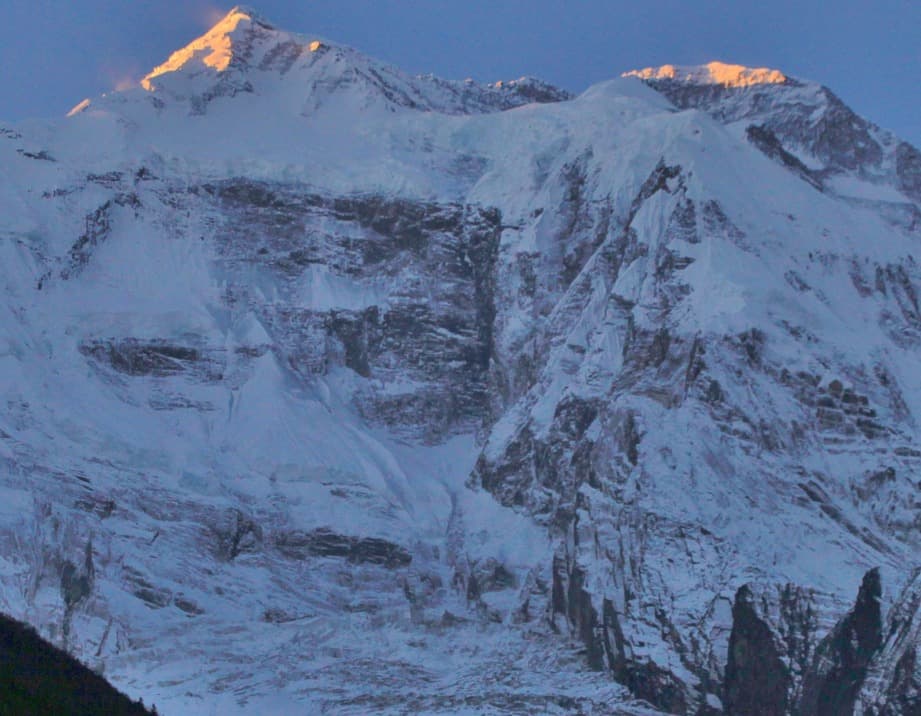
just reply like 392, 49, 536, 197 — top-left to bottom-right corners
0, 614, 153, 716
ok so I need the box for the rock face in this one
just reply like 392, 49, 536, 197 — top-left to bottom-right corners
723, 583, 820, 715
0, 8, 919, 715
721, 570, 921, 716
799, 569, 884, 715
207, 181, 504, 440
858, 570, 921, 716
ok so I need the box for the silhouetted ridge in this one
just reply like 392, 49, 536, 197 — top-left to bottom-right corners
0, 613, 155, 715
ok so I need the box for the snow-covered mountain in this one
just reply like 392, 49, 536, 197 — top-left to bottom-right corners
1, 7, 919, 714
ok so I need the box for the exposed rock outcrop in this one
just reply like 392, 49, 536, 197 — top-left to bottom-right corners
724, 583, 820, 715
858, 569, 921, 715
799, 569, 884, 715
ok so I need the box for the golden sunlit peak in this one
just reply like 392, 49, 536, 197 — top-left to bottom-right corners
623, 62, 787, 88
140, 5, 268, 91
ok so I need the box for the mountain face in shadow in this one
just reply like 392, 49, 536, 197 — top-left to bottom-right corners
1, 6, 920, 714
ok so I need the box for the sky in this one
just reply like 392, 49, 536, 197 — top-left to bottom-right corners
1, 1, 918, 146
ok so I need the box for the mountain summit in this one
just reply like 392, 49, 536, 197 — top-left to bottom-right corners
130, 6, 570, 117
2, 8, 920, 715
141, 6, 274, 90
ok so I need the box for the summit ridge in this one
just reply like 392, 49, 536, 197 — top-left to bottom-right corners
125, 6, 572, 117
623, 61, 789, 87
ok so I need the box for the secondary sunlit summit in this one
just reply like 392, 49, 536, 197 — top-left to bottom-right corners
623, 61, 788, 87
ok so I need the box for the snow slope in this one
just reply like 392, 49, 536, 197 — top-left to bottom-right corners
0, 7, 919, 714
